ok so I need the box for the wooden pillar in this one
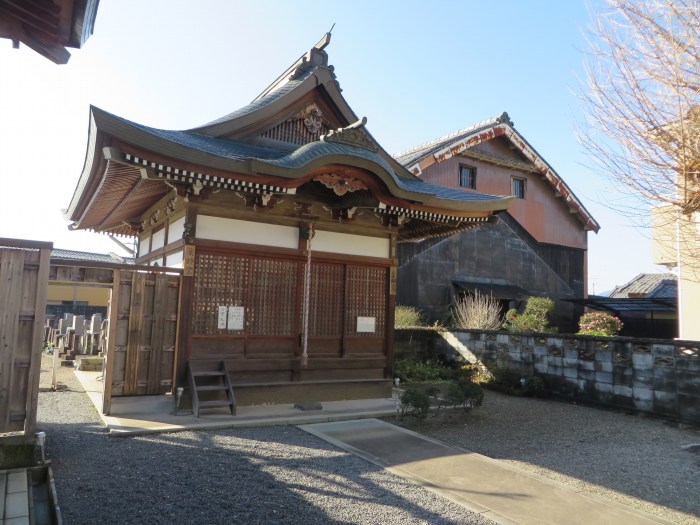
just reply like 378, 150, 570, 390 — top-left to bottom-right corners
101, 269, 120, 415
385, 233, 398, 379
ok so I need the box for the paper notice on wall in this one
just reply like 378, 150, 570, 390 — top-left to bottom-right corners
228, 306, 245, 330
356, 316, 376, 333
217, 306, 228, 329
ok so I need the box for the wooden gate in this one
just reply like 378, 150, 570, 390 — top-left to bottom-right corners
102, 269, 180, 414
0, 239, 51, 443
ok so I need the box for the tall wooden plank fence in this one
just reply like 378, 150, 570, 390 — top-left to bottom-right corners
0, 239, 51, 443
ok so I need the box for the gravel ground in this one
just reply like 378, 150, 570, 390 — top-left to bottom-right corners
36, 356, 700, 525
36, 356, 494, 525
393, 390, 700, 525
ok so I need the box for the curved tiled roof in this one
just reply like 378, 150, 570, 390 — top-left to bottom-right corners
96, 110, 507, 208
190, 67, 318, 131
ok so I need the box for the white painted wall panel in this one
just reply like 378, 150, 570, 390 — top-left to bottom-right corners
168, 216, 186, 244
197, 215, 298, 249
138, 235, 150, 256
165, 250, 183, 268
313, 230, 389, 258
151, 228, 166, 251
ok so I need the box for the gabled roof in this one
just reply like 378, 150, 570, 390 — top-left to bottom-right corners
65, 35, 513, 241
394, 112, 600, 233
609, 273, 677, 299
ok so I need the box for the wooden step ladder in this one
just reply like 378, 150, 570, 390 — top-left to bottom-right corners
188, 361, 236, 417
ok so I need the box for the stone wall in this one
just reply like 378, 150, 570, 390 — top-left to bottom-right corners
395, 328, 700, 424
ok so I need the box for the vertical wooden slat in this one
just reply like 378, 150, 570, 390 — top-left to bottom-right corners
102, 269, 120, 415
0, 250, 25, 432
136, 277, 156, 394
160, 276, 179, 393
124, 272, 144, 394
147, 274, 168, 394
24, 246, 50, 436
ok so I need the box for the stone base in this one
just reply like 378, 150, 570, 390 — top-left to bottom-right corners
0, 444, 34, 469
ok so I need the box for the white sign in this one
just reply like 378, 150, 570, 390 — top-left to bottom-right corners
227, 306, 245, 330
356, 316, 376, 333
217, 306, 228, 330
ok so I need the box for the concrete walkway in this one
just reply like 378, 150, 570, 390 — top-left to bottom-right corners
300, 419, 675, 525
74, 369, 398, 435
1, 469, 29, 525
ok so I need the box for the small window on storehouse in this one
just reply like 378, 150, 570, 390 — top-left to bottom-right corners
459, 165, 476, 189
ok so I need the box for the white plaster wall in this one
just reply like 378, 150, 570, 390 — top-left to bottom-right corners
196, 215, 299, 249
165, 250, 183, 268
138, 235, 150, 256
168, 216, 186, 244
313, 230, 389, 258
151, 228, 166, 251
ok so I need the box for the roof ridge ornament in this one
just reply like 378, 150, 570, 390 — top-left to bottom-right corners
496, 111, 513, 126
289, 30, 334, 81
320, 117, 378, 152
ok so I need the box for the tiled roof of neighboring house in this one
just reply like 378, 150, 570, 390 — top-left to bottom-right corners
394, 115, 505, 166
51, 249, 135, 265
393, 112, 600, 233
609, 273, 677, 299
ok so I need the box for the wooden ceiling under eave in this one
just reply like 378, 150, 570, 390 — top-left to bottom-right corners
0, 0, 99, 64
77, 161, 170, 236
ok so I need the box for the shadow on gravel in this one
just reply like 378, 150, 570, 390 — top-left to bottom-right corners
35, 419, 472, 525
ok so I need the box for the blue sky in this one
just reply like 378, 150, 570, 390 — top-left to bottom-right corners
0, 0, 661, 293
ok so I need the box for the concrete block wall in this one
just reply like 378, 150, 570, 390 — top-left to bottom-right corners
394, 328, 700, 424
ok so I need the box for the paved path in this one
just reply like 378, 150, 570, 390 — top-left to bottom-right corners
1, 469, 29, 525
300, 419, 674, 525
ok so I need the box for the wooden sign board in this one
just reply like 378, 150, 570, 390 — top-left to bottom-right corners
183, 245, 196, 277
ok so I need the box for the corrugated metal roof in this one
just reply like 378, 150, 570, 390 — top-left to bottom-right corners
609, 273, 677, 299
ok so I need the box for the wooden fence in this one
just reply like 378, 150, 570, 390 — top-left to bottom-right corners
0, 238, 51, 443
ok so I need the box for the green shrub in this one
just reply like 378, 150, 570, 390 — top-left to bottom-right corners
444, 380, 485, 413
450, 291, 502, 330
489, 366, 523, 390
394, 359, 452, 383
502, 297, 557, 333
395, 305, 427, 327
398, 389, 431, 421
522, 376, 546, 397
577, 311, 623, 336
486, 365, 548, 398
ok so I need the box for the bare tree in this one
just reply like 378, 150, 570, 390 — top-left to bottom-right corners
579, 0, 700, 279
